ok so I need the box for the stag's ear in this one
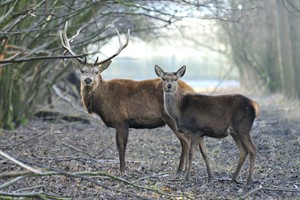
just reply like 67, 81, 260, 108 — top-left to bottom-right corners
176, 65, 186, 79
154, 65, 165, 78
98, 60, 112, 73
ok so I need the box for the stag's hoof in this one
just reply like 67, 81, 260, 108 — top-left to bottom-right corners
117, 169, 126, 177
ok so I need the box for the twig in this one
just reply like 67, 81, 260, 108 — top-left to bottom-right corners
210, 65, 235, 95
6, 158, 194, 199
8, 160, 152, 200
0, 150, 43, 174
0, 54, 88, 64
93, 141, 114, 158
52, 85, 99, 124
0, 176, 27, 190
3, 128, 50, 150
132, 172, 171, 183
58, 141, 93, 158
0, 171, 32, 179
32, 156, 120, 164
22, 171, 192, 199
0, 191, 69, 200
15, 185, 45, 192
241, 185, 300, 199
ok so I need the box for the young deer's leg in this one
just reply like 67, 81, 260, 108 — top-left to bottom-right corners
115, 123, 129, 173
176, 132, 190, 172
165, 118, 190, 172
231, 134, 248, 183
240, 135, 257, 186
198, 136, 212, 182
185, 133, 199, 181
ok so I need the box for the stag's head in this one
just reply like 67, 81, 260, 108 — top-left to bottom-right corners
60, 22, 130, 88
155, 65, 186, 94
78, 61, 112, 88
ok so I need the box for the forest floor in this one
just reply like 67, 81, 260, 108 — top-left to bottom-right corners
0, 92, 299, 200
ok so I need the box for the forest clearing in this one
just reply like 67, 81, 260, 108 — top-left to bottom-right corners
0, 92, 299, 199
1, 1, 300, 199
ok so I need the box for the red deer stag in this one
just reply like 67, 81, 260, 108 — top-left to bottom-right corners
59, 22, 195, 173
155, 65, 259, 186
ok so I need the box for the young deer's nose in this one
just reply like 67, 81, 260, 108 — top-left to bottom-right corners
84, 77, 92, 85
167, 84, 172, 89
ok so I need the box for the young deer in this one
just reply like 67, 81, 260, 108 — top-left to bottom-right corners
155, 65, 259, 186
60, 23, 194, 173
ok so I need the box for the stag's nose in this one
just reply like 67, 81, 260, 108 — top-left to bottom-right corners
167, 84, 172, 89
84, 77, 92, 85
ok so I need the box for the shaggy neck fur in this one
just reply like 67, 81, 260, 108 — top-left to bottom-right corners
163, 90, 182, 122
81, 77, 107, 114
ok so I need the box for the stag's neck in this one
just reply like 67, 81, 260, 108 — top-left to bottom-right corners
163, 92, 182, 122
80, 79, 108, 114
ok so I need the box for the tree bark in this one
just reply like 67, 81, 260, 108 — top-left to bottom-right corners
275, 0, 296, 98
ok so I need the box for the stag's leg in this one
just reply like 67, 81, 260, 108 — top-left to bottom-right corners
115, 124, 129, 173
198, 136, 212, 182
240, 134, 257, 186
165, 118, 190, 172
185, 133, 199, 181
231, 134, 248, 183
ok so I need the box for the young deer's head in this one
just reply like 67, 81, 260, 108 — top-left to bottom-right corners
60, 22, 130, 88
154, 65, 186, 94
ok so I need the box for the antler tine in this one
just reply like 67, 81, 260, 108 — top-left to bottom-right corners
60, 22, 85, 64
94, 29, 130, 66
94, 57, 99, 65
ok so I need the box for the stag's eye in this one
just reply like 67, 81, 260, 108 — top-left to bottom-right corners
80, 69, 85, 74
94, 70, 99, 74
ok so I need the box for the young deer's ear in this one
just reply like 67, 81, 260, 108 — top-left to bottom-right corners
176, 65, 186, 79
154, 65, 165, 78
98, 60, 112, 73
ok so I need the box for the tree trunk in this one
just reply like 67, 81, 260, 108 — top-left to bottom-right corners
275, 0, 296, 98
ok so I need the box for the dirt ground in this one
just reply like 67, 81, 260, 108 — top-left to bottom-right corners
0, 93, 299, 199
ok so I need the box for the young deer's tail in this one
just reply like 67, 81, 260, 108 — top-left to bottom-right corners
250, 100, 260, 118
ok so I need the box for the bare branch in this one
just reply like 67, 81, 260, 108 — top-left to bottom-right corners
241, 185, 300, 199
0, 191, 69, 200
3, 128, 50, 151
0, 55, 88, 65
0, 150, 43, 174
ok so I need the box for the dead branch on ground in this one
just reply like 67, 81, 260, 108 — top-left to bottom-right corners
0, 159, 193, 199
0, 150, 43, 174
241, 184, 300, 199
0, 191, 70, 200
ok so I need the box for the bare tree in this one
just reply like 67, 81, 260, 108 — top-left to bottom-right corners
218, 0, 300, 98
0, 0, 247, 129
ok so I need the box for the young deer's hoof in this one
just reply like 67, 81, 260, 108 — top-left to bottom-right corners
246, 178, 253, 187
185, 174, 191, 181
176, 170, 186, 176
231, 178, 243, 185
207, 176, 212, 183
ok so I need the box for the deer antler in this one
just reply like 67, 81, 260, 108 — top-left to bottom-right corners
94, 28, 130, 66
60, 22, 130, 67
59, 21, 86, 64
